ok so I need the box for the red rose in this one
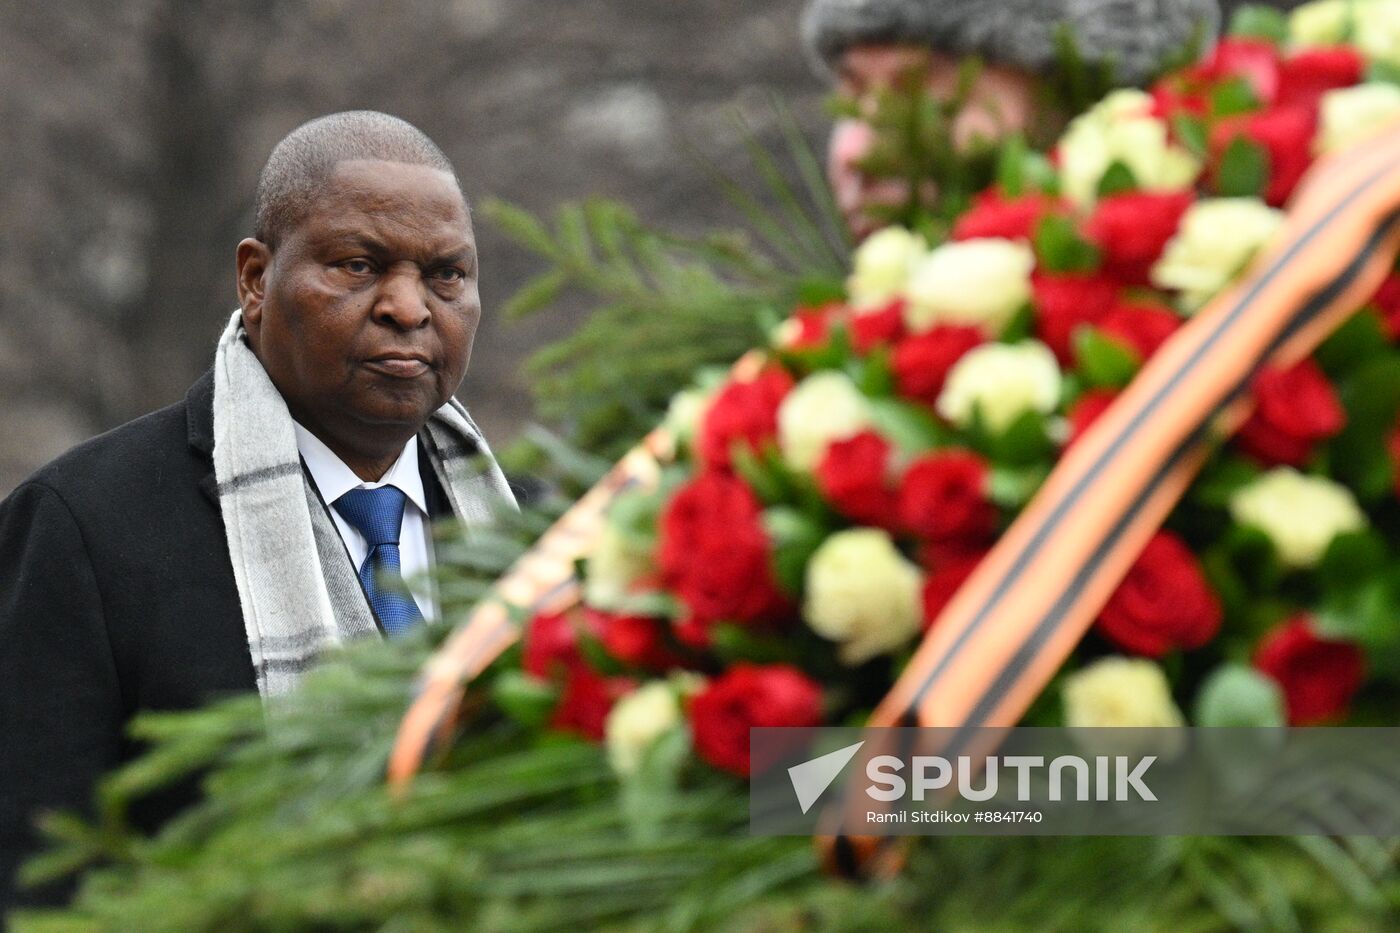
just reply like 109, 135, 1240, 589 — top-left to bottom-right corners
1212, 107, 1316, 206
587, 608, 685, 671
1083, 191, 1194, 285
921, 547, 985, 630
1254, 615, 1365, 725
1151, 80, 1208, 120
782, 303, 839, 350
891, 324, 984, 405
1371, 273, 1400, 340
688, 664, 823, 776
1032, 273, 1120, 363
850, 299, 908, 353
657, 471, 787, 632
1095, 531, 1222, 657
952, 188, 1061, 242
815, 430, 899, 527
1206, 38, 1282, 103
696, 368, 794, 471
1150, 39, 1281, 119
524, 610, 583, 680
1096, 301, 1181, 362
1066, 389, 1118, 448
553, 667, 636, 740
897, 450, 994, 543
1277, 48, 1365, 109
1235, 358, 1345, 467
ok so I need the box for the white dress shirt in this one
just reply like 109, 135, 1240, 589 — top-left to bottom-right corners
292, 420, 438, 623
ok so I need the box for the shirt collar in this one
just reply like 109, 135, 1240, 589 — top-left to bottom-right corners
292, 420, 429, 516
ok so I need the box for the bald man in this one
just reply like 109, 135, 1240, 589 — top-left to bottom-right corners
0, 111, 517, 910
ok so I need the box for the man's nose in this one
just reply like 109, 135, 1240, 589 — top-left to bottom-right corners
372, 264, 431, 329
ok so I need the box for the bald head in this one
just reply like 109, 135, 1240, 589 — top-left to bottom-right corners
253, 111, 460, 251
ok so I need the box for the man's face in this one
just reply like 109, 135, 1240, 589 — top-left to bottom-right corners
237, 159, 479, 454
829, 44, 1041, 238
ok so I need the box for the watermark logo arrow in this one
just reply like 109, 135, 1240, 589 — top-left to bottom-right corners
787, 740, 865, 814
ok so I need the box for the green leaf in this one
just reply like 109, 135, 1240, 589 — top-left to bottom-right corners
1210, 77, 1262, 119
996, 133, 1029, 197
731, 444, 790, 506
617, 726, 691, 843
1095, 161, 1139, 199
978, 409, 1055, 466
866, 396, 948, 456
1314, 310, 1389, 378
987, 464, 1048, 508
1022, 151, 1060, 194
1194, 664, 1286, 727
795, 277, 847, 307
1367, 60, 1400, 88
763, 507, 829, 597
1227, 5, 1288, 44
1314, 577, 1400, 679
1172, 114, 1209, 160
1033, 214, 1101, 273
848, 347, 896, 397
1317, 530, 1389, 596
1074, 329, 1141, 389
1191, 455, 1262, 510
1330, 354, 1400, 502
708, 622, 799, 665
493, 671, 561, 729
1215, 136, 1270, 199
1223, 523, 1285, 594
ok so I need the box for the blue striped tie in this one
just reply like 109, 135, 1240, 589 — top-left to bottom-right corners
332, 486, 425, 636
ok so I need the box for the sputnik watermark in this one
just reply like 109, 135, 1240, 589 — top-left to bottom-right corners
752, 727, 1400, 836
866, 753, 1156, 802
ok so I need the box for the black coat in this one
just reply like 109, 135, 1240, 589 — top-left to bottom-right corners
0, 369, 451, 913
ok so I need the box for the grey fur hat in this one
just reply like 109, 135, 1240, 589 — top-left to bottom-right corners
801, 0, 1222, 87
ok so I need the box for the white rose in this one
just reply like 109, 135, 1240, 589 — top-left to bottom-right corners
776, 370, 872, 471
605, 681, 681, 776
936, 340, 1061, 433
584, 521, 655, 612
1317, 82, 1400, 155
1151, 198, 1284, 311
1063, 657, 1186, 729
803, 528, 923, 665
904, 238, 1035, 335
847, 226, 927, 310
1356, 0, 1400, 66
1229, 467, 1366, 567
1057, 89, 1200, 207
1289, 0, 1351, 46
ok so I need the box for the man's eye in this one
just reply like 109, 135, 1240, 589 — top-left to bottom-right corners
340, 259, 374, 275
433, 267, 465, 283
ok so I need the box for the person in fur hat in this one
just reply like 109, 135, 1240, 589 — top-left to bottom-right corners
802, 0, 1223, 235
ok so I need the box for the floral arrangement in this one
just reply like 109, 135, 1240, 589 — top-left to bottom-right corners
512, 0, 1400, 786
26, 6, 1400, 931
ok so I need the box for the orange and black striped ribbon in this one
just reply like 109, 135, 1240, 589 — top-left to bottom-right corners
823, 121, 1400, 877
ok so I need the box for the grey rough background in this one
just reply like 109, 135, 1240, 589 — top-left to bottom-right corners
0, 0, 829, 495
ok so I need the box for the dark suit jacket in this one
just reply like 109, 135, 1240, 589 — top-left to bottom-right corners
0, 369, 451, 913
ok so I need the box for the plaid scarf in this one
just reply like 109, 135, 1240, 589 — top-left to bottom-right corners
210, 309, 516, 698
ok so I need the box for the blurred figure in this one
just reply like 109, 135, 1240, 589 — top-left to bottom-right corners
801, 0, 1223, 236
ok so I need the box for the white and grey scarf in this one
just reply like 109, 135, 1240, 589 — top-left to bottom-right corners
210, 309, 516, 698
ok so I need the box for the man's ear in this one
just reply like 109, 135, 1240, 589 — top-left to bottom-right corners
235, 238, 272, 333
